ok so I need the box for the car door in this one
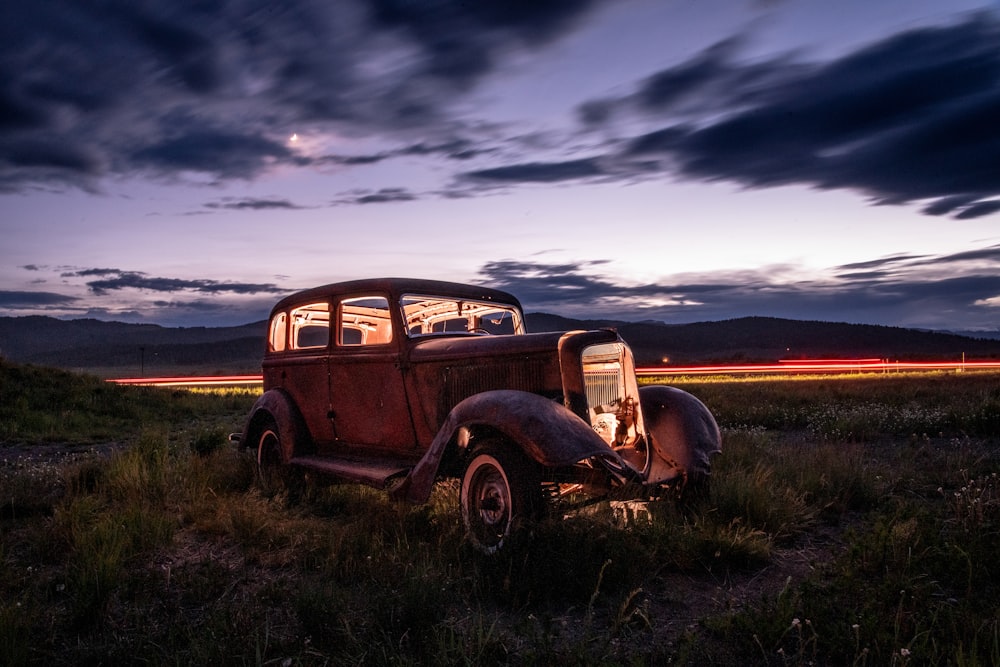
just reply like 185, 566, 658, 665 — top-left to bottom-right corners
326, 295, 417, 455
270, 300, 335, 445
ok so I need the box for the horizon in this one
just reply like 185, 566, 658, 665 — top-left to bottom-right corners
4, 310, 1000, 339
3, 1, 1000, 330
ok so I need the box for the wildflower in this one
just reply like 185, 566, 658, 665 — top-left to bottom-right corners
900, 648, 911, 657
791, 618, 801, 627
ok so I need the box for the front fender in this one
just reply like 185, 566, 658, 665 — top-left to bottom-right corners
639, 385, 721, 485
240, 389, 308, 464
397, 389, 614, 504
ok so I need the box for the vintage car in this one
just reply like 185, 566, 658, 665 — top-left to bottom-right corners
238, 278, 720, 553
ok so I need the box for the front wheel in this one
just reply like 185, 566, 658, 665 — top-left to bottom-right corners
460, 445, 542, 554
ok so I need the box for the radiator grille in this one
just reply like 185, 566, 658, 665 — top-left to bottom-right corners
585, 367, 623, 411
445, 359, 548, 406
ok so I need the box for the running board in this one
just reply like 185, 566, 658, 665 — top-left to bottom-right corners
289, 455, 411, 489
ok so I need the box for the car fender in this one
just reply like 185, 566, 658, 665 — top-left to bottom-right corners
639, 385, 722, 485
397, 389, 615, 504
240, 389, 308, 464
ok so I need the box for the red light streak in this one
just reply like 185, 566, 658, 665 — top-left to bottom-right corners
109, 375, 263, 387
107, 359, 1000, 387
636, 359, 1000, 376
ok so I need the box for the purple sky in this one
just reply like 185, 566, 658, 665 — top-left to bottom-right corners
3, 0, 1000, 330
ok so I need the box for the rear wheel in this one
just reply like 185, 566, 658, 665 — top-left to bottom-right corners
256, 417, 302, 499
460, 444, 542, 554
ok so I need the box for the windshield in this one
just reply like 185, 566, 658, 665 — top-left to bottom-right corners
400, 294, 524, 336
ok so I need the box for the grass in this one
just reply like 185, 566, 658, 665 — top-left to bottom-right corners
1, 361, 999, 664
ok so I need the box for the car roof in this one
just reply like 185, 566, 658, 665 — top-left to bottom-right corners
269, 277, 522, 315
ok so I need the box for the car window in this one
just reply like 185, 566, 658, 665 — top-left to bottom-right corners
268, 312, 288, 352
289, 302, 330, 350
400, 295, 523, 336
339, 296, 392, 346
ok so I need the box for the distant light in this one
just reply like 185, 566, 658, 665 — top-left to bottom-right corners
290, 133, 299, 142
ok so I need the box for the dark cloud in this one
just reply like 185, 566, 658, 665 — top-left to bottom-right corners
319, 138, 494, 169
130, 128, 296, 180
462, 158, 607, 184
75, 269, 284, 296
0, 0, 604, 191
61, 268, 124, 278
479, 245, 1000, 330
5, 1, 1000, 223
615, 13, 1000, 219
0, 290, 78, 307
955, 200, 1000, 220
335, 187, 418, 205
204, 197, 306, 211
470, 13, 1000, 219
0, 267, 284, 325
367, 0, 600, 85
836, 254, 930, 271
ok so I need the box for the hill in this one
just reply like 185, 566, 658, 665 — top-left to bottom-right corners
0, 316, 266, 375
1, 314, 998, 374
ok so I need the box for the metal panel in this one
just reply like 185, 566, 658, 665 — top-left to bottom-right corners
444, 359, 549, 407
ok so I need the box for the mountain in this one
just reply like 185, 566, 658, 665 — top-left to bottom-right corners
1, 315, 998, 374
0, 316, 266, 374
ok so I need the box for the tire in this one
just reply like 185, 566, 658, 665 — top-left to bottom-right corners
256, 416, 302, 500
460, 444, 542, 554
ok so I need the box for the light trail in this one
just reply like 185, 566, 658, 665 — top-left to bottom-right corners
106, 359, 1000, 387
636, 359, 1000, 376
109, 375, 264, 387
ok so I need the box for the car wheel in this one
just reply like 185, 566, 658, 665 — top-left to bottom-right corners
460, 445, 541, 554
255, 417, 302, 499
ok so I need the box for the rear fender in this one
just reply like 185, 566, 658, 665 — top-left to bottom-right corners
240, 389, 308, 464
639, 385, 721, 485
398, 389, 615, 504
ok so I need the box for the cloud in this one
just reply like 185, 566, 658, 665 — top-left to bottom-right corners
61, 268, 125, 278
476, 13, 1000, 219
4, 2, 999, 221
462, 158, 607, 184
479, 243, 1000, 330
204, 197, 307, 211
616, 13, 1000, 219
0, 290, 78, 307
130, 127, 296, 180
0, 266, 288, 325
58, 269, 287, 296
334, 187, 419, 205
0, 0, 604, 191
974, 296, 1000, 307
955, 200, 1000, 220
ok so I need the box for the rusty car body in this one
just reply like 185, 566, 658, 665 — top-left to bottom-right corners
239, 278, 721, 552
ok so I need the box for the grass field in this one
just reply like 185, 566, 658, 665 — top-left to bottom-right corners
2, 359, 999, 665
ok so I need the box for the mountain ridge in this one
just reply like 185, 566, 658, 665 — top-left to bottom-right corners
1, 314, 997, 373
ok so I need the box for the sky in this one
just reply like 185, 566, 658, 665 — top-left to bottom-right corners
3, 0, 1000, 331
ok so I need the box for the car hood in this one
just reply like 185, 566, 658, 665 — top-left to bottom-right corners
406, 330, 570, 362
